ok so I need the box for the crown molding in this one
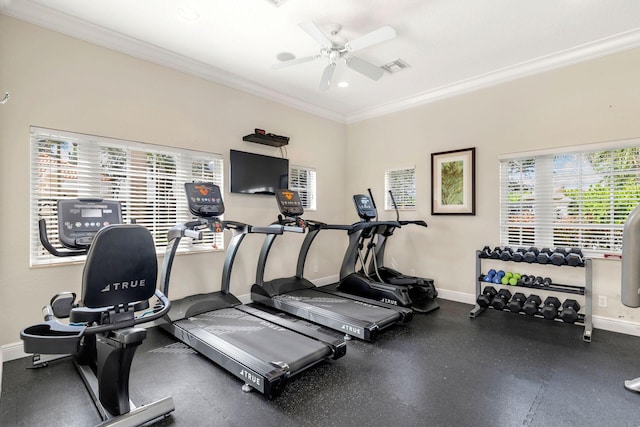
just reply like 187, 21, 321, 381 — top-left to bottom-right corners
3, 0, 640, 125
0, 0, 346, 123
346, 28, 640, 123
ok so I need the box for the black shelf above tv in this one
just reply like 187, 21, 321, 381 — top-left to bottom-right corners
243, 133, 289, 147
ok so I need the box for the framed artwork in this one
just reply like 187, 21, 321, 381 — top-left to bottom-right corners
431, 147, 476, 215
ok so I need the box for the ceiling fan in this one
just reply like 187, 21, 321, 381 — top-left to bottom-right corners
273, 22, 397, 91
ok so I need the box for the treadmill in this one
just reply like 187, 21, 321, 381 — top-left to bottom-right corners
251, 189, 413, 342
159, 182, 346, 398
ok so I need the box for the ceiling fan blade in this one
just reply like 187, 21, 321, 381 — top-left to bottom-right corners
318, 62, 336, 91
272, 55, 318, 69
345, 26, 396, 52
299, 21, 333, 47
345, 56, 384, 81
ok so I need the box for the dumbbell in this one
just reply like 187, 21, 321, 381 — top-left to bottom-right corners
482, 269, 497, 282
532, 276, 552, 287
559, 299, 581, 323
523, 295, 542, 316
520, 275, 535, 287
479, 246, 493, 258
540, 296, 561, 319
523, 247, 540, 263
566, 248, 584, 267
477, 286, 498, 308
507, 292, 527, 313
500, 272, 513, 285
489, 246, 502, 259
508, 273, 522, 286
491, 289, 512, 310
500, 247, 514, 261
511, 248, 527, 262
549, 247, 568, 266
536, 248, 553, 264
492, 270, 506, 284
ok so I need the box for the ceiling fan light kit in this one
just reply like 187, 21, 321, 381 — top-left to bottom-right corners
274, 21, 397, 91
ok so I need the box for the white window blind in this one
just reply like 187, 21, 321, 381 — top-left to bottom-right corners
30, 127, 224, 266
385, 167, 416, 210
289, 165, 317, 210
500, 145, 640, 253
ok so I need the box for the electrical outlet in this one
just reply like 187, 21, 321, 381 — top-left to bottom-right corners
598, 296, 608, 308
409, 268, 416, 276
313, 264, 318, 273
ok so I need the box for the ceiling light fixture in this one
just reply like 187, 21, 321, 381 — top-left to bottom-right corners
337, 81, 350, 88
178, 6, 200, 21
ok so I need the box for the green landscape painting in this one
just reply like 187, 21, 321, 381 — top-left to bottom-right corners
440, 160, 464, 205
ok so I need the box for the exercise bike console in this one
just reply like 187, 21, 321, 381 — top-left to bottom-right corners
57, 199, 122, 248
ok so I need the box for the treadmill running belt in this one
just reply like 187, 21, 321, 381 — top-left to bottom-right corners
276, 288, 401, 325
176, 308, 331, 374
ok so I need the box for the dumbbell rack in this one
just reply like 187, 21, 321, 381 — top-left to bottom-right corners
470, 250, 593, 342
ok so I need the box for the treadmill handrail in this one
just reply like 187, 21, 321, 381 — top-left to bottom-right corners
162, 218, 285, 297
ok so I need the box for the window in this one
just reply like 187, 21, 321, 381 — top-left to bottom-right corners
500, 142, 640, 254
289, 165, 316, 210
384, 167, 416, 210
30, 127, 224, 266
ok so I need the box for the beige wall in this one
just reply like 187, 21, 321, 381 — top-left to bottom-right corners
0, 16, 347, 347
346, 46, 640, 324
3, 14, 640, 350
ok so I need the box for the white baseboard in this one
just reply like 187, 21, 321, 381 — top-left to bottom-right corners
591, 315, 640, 336
2, 342, 27, 363
435, 288, 477, 305
5, 282, 640, 364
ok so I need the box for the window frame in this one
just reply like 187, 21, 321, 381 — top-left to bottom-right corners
289, 164, 317, 211
30, 127, 224, 267
499, 138, 640, 256
384, 166, 417, 211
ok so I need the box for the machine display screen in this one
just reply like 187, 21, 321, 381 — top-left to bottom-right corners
275, 189, 304, 216
184, 182, 224, 217
353, 195, 377, 220
81, 208, 102, 218
57, 199, 122, 249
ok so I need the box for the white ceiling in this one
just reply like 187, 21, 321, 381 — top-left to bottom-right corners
3, 0, 640, 123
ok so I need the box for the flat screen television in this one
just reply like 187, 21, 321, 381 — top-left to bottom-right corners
229, 149, 289, 195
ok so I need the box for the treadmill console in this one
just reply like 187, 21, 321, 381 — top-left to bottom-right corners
185, 182, 225, 217
275, 189, 304, 217
57, 199, 122, 249
353, 194, 377, 221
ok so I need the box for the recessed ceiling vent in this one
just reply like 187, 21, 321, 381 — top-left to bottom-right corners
381, 59, 410, 74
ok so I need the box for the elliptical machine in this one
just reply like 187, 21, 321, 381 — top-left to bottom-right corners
350, 190, 438, 313
21, 199, 175, 426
